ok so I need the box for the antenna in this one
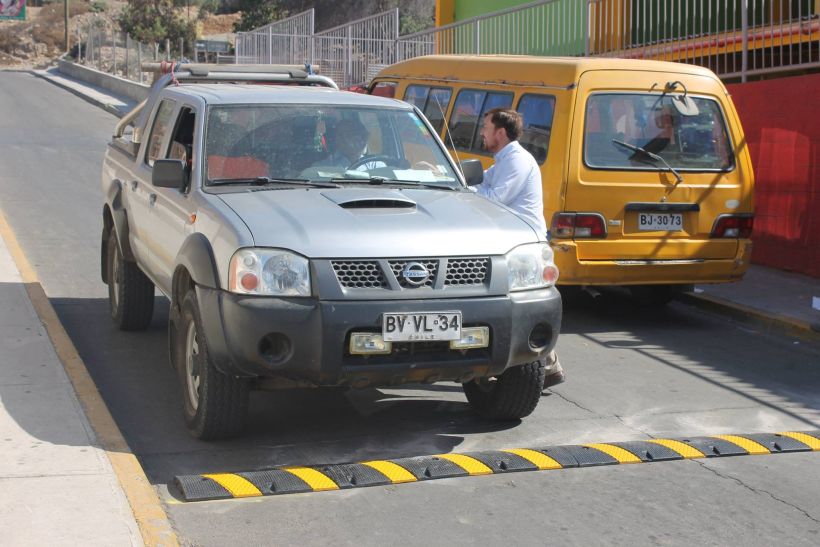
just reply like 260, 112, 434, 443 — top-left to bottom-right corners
433, 96, 462, 167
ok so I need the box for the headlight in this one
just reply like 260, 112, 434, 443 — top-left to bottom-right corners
229, 249, 311, 296
506, 243, 559, 291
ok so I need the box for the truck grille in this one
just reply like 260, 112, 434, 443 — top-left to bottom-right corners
332, 261, 388, 288
330, 257, 489, 290
444, 258, 489, 286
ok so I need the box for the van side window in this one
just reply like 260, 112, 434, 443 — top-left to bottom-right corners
516, 94, 555, 165
403, 86, 452, 134
423, 88, 452, 134
145, 99, 177, 167
403, 85, 429, 110
448, 90, 513, 153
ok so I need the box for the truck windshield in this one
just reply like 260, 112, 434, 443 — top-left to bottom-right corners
204, 105, 460, 188
584, 93, 734, 172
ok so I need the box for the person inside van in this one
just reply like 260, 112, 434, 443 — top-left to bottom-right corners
472, 107, 564, 389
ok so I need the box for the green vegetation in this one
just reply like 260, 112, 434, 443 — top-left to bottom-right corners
118, 0, 197, 51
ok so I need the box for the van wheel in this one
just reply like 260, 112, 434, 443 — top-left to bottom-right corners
106, 230, 154, 330
176, 288, 249, 440
463, 360, 546, 420
629, 284, 680, 306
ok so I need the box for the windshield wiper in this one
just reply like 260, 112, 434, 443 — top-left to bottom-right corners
329, 177, 454, 190
209, 177, 340, 188
612, 139, 683, 184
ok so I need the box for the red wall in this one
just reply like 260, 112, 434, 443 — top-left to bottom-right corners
727, 74, 820, 278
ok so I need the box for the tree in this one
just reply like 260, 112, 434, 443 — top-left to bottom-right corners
234, 0, 283, 32
118, 0, 197, 51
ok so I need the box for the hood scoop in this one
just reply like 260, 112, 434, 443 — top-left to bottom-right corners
322, 189, 417, 210
339, 198, 417, 209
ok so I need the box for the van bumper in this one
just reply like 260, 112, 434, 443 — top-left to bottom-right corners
195, 287, 562, 387
553, 240, 753, 286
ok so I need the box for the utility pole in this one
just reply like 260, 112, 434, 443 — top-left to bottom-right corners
65, 0, 70, 52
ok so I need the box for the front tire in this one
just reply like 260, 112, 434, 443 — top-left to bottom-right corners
176, 289, 249, 440
463, 360, 546, 420
106, 230, 154, 330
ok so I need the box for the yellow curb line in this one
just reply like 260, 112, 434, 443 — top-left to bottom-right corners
0, 207, 179, 547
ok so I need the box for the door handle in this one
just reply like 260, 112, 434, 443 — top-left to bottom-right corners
131, 180, 138, 191
149, 193, 157, 206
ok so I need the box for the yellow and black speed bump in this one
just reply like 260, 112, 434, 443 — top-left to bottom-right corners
174, 430, 820, 502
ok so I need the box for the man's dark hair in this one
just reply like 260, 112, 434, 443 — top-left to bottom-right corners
484, 107, 523, 141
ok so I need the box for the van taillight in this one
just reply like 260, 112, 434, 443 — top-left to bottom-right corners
550, 213, 607, 239
711, 214, 754, 238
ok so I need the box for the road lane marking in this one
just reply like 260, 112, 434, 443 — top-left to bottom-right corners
174, 430, 820, 502
0, 205, 180, 546
202, 474, 263, 498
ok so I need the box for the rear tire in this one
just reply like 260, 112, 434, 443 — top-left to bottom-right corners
463, 360, 546, 420
106, 230, 154, 330
176, 289, 249, 440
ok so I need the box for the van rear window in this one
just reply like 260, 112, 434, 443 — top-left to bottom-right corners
584, 93, 734, 171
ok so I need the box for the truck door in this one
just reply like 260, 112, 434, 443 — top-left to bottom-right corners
128, 98, 176, 278
145, 105, 199, 293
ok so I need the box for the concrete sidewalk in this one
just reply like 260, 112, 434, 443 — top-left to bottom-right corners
683, 265, 820, 341
0, 226, 143, 545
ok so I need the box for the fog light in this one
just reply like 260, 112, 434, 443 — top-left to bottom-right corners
450, 327, 490, 350
350, 333, 392, 355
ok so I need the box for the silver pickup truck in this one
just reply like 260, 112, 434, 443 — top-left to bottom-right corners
101, 64, 562, 439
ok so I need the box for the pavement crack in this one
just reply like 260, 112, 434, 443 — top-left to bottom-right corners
694, 460, 820, 524
548, 390, 599, 415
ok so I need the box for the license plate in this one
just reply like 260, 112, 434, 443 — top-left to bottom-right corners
382, 312, 462, 342
638, 213, 683, 231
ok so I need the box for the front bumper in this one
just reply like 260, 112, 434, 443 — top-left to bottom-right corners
196, 287, 562, 388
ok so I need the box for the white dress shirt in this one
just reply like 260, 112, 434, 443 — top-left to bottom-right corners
472, 140, 546, 234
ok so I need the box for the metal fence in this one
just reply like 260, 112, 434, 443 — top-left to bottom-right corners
312, 9, 400, 86
590, 0, 820, 81
75, 16, 187, 84
235, 8, 399, 88
235, 9, 315, 65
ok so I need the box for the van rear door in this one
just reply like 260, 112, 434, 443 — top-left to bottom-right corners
564, 70, 752, 262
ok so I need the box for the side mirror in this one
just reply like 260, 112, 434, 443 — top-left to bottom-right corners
459, 159, 484, 186
152, 159, 187, 190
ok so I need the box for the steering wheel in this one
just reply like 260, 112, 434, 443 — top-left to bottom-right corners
348, 155, 404, 171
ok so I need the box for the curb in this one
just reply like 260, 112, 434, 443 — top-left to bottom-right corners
30, 69, 130, 118
677, 292, 820, 343
0, 208, 179, 546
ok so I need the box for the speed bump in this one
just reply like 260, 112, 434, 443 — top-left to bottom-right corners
174, 430, 820, 502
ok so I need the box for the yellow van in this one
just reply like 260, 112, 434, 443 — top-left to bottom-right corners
369, 55, 754, 304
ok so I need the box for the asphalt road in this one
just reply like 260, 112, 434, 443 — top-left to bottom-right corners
1, 71, 819, 546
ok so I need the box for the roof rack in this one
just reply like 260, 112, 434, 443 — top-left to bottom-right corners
115, 62, 338, 140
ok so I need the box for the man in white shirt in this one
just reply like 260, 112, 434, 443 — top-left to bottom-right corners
474, 107, 564, 389
473, 107, 547, 234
